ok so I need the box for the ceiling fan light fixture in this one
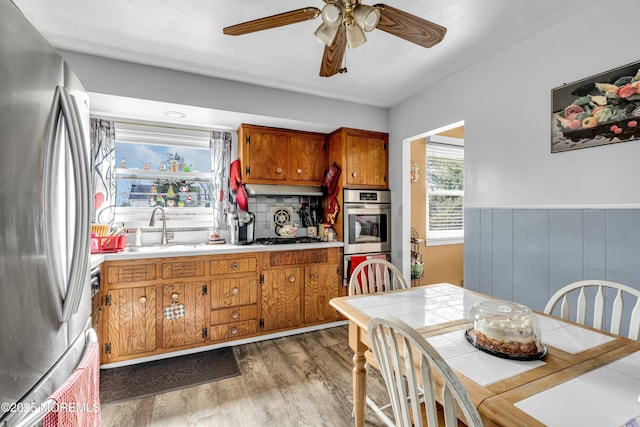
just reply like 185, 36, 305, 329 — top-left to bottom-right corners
321, 2, 344, 28
345, 20, 366, 49
353, 5, 380, 32
314, 22, 339, 46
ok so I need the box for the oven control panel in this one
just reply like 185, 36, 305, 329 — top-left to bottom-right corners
343, 189, 391, 204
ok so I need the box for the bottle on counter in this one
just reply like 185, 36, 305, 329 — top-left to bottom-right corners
134, 226, 142, 247
322, 223, 331, 241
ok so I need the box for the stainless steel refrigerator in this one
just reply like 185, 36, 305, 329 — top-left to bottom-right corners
0, 1, 94, 425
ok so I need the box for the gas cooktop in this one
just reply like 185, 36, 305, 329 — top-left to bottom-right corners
254, 237, 324, 245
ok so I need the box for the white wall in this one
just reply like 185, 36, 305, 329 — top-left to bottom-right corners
60, 50, 388, 133
388, 0, 640, 271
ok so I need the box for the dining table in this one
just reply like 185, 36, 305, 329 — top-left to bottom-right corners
329, 283, 640, 427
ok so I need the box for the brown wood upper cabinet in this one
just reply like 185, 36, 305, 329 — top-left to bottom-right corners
328, 127, 389, 189
238, 124, 327, 186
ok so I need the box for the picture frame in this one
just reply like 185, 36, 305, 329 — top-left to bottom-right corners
551, 60, 640, 153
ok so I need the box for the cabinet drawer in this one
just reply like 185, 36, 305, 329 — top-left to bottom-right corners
161, 261, 205, 279
211, 305, 257, 325
210, 276, 258, 309
269, 249, 328, 266
210, 257, 257, 274
106, 264, 156, 284
210, 320, 258, 341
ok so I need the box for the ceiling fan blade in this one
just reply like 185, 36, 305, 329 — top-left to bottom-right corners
373, 4, 446, 48
319, 25, 346, 77
223, 7, 321, 36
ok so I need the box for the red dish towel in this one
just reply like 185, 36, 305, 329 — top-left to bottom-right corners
229, 159, 241, 192
229, 159, 248, 211
43, 341, 100, 427
350, 254, 389, 292
349, 255, 368, 277
323, 162, 341, 225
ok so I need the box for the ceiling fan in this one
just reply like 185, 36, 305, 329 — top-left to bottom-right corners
223, 1, 446, 77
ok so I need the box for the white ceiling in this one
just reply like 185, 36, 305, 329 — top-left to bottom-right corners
14, 0, 597, 124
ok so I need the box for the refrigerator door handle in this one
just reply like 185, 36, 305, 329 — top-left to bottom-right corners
61, 86, 91, 322
44, 86, 91, 323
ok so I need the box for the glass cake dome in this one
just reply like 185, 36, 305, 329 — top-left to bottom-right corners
465, 300, 546, 360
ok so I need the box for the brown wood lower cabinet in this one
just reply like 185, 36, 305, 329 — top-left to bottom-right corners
260, 248, 341, 332
304, 264, 341, 324
99, 247, 342, 364
261, 266, 303, 332
209, 253, 259, 342
160, 281, 210, 349
103, 285, 157, 361
210, 305, 259, 341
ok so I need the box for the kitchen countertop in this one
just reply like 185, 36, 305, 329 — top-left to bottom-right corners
91, 241, 343, 267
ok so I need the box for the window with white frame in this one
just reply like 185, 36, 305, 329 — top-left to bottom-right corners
113, 122, 216, 228
425, 135, 464, 245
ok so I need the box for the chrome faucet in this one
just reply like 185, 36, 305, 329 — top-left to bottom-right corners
149, 206, 167, 245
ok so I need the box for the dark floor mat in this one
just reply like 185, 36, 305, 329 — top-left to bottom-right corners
100, 347, 240, 404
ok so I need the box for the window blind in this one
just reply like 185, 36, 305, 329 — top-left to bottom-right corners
426, 140, 464, 243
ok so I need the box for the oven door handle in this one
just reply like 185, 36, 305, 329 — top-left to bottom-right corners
344, 204, 389, 210
344, 206, 391, 215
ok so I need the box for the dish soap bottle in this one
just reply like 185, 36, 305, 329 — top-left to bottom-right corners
135, 226, 142, 247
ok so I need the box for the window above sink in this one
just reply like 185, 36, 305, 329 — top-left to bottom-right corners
112, 122, 221, 229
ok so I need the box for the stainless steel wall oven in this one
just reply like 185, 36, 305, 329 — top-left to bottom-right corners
342, 189, 391, 286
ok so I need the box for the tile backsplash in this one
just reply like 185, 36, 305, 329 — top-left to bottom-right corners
247, 195, 321, 237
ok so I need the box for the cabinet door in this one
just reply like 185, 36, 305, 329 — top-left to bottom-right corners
289, 134, 326, 184
91, 290, 102, 364
304, 264, 340, 324
242, 128, 289, 183
261, 266, 302, 332
161, 281, 210, 349
104, 285, 156, 361
346, 134, 388, 188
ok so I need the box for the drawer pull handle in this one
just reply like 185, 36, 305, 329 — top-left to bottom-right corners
231, 262, 238, 270
352, 171, 358, 178
232, 311, 239, 319
310, 273, 318, 280
231, 327, 238, 335
139, 296, 147, 304
296, 168, 302, 174
276, 167, 282, 174
232, 287, 239, 295
288, 275, 296, 283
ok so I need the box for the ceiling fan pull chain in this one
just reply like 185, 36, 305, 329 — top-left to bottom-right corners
339, 50, 348, 74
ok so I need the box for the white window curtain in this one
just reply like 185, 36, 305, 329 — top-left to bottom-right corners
90, 119, 116, 225
210, 131, 232, 230
426, 137, 464, 245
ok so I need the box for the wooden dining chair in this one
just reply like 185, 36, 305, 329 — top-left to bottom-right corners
368, 315, 483, 427
348, 259, 409, 425
544, 280, 640, 340
348, 259, 409, 296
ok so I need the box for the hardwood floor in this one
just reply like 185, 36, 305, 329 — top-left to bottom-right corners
100, 326, 391, 426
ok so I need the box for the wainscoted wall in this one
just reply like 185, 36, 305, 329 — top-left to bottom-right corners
464, 208, 640, 335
